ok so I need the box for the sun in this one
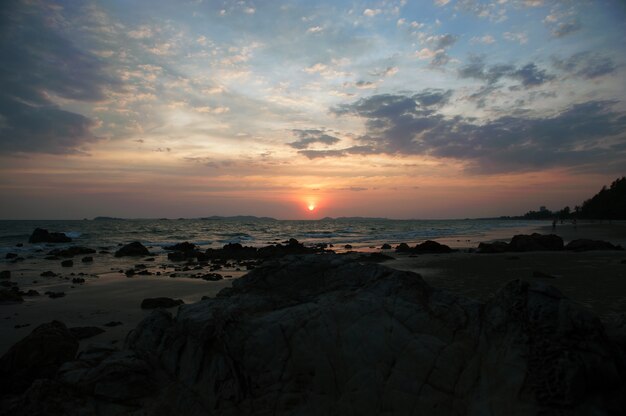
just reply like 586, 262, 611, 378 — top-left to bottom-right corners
308, 203, 316, 211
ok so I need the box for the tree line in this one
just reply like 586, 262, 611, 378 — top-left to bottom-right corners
511, 177, 626, 220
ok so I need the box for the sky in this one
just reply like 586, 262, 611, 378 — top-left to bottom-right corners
0, 0, 625, 219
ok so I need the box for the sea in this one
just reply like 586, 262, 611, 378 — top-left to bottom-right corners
0, 218, 541, 256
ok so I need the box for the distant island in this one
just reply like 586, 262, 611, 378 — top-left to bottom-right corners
505, 176, 626, 220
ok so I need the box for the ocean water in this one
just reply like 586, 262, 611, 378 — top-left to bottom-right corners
0, 218, 540, 256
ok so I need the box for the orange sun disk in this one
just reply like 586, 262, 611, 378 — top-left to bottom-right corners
308, 204, 315, 211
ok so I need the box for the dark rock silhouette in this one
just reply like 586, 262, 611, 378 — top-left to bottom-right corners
140, 297, 184, 309
2, 256, 625, 415
0, 321, 78, 394
61, 260, 73, 267
395, 240, 453, 253
28, 228, 71, 244
0, 271, 10, 279
565, 239, 624, 252
114, 242, 150, 257
478, 233, 563, 253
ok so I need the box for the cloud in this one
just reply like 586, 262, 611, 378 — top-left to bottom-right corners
0, 1, 120, 154
289, 129, 341, 149
416, 33, 458, 67
470, 35, 496, 45
458, 56, 554, 88
363, 9, 382, 17
552, 52, 617, 79
551, 20, 582, 38
330, 92, 626, 174
503, 31, 528, 44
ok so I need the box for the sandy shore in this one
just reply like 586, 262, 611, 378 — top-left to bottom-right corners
385, 222, 626, 320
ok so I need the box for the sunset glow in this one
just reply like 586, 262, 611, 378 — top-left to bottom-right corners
0, 1, 624, 219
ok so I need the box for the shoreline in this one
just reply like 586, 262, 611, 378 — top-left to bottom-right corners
2, 223, 626, 356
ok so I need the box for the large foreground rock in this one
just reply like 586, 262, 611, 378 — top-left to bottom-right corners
0, 321, 78, 395
478, 233, 564, 253
2, 255, 625, 415
114, 242, 150, 257
28, 228, 72, 244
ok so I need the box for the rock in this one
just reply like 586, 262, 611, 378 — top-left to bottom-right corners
103, 321, 122, 327
532, 270, 556, 279
45, 291, 65, 299
71, 278, 85, 284
125, 269, 135, 277
395, 242, 411, 252
20, 289, 40, 297
565, 239, 624, 252
114, 242, 150, 257
0, 288, 24, 303
81, 256, 93, 263
477, 241, 510, 253
16, 243, 23, 247
28, 228, 72, 244
167, 251, 191, 262
0, 321, 78, 394
40, 271, 57, 277
47, 246, 96, 258
414, 240, 454, 253
381, 243, 392, 250
5, 252, 18, 259
127, 256, 625, 414
140, 297, 184, 309
206, 242, 259, 260
395, 241, 453, 254
4, 256, 626, 415
69, 326, 105, 340
344, 244, 353, 249
0, 270, 10, 279
61, 260, 73, 267
201, 273, 223, 281
509, 233, 564, 252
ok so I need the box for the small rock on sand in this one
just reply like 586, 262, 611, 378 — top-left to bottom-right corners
140, 297, 184, 309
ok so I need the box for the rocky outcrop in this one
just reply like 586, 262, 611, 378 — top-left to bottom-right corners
478, 233, 564, 253
114, 242, 150, 257
0, 321, 78, 395
565, 239, 624, 252
2, 256, 625, 415
28, 228, 72, 244
395, 240, 454, 253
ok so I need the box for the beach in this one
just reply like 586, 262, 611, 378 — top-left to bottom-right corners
1, 221, 626, 414
1, 220, 625, 356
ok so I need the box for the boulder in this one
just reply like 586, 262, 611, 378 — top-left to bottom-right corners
129, 255, 626, 415
206, 242, 259, 260
414, 240, 454, 253
81, 256, 93, 263
3, 256, 625, 415
0, 321, 78, 394
381, 243, 392, 250
0, 270, 10, 279
140, 297, 184, 309
509, 233, 563, 252
40, 271, 57, 277
395, 242, 411, 252
565, 239, 624, 252
477, 241, 509, 253
61, 260, 73, 267
28, 228, 72, 244
114, 242, 150, 257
